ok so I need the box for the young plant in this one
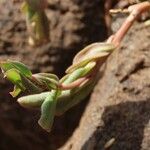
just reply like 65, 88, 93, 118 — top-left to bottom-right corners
1, 2, 150, 132
0, 43, 115, 132
22, 0, 49, 46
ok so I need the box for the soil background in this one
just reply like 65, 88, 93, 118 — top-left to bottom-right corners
0, 0, 150, 150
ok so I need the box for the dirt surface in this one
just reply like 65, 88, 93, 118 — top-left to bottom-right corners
60, 18, 150, 149
0, 0, 107, 150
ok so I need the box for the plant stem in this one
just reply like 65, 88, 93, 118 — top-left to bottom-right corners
108, 1, 150, 46
23, 0, 49, 46
58, 76, 91, 90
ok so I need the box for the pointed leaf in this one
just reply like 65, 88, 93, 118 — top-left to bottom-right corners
18, 92, 49, 108
35, 73, 59, 81
20, 74, 42, 94
0, 60, 32, 78
38, 90, 58, 132
8, 61, 32, 77
4, 68, 25, 91
34, 74, 58, 90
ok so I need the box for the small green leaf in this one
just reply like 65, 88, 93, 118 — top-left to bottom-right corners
38, 90, 58, 132
35, 73, 59, 81
73, 42, 115, 64
18, 92, 49, 108
0, 60, 32, 78
34, 74, 59, 90
80, 61, 96, 76
56, 79, 96, 115
4, 68, 25, 91
61, 68, 86, 84
66, 52, 108, 73
9, 61, 32, 77
20, 74, 42, 94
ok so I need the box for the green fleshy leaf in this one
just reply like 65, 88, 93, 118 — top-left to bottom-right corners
18, 92, 49, 108
0, 60, 32, 78
61, 68, 86, 85
8, 61, 32, 77
4, 69, 25, 91
20, 74, 42, 94
35, 73, 59, 81
38, 90, 58, 132
34, 74, 58, 90
73, 42, 115, 64
80, 61, 96, 76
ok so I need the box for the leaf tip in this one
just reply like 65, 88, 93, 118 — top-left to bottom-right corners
38, 119, 51, 132
17, 97, 27, 108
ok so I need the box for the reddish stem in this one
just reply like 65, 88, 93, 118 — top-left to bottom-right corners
110, 1, 150, 46
58, 76, 91, 90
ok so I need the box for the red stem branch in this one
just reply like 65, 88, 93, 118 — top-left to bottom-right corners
58, 76, 91, 90
110, 1, 150, 46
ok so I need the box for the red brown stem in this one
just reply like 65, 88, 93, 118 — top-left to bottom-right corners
110, 1, 150, 47
58, 76, 91, 90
